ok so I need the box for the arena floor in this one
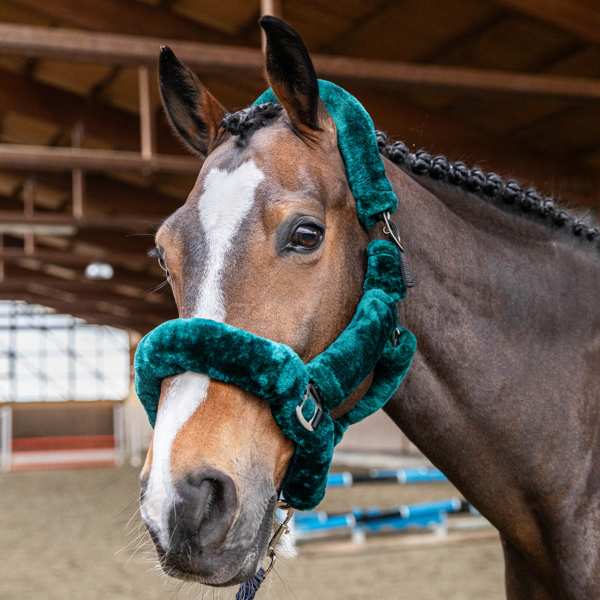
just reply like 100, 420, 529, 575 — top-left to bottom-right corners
0, 466, 505, 600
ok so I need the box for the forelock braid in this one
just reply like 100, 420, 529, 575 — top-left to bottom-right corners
375, 130, 600, 250
222, 103, 283, 141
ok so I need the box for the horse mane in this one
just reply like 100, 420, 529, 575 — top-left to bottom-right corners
375, 131, 600, 250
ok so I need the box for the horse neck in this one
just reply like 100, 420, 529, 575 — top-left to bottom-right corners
383, 162, 600, 570
387, 162, 600, 380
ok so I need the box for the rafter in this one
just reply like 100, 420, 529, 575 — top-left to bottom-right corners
0, 170, 185, 218
0, 289, 160, 332
0, 68, 183, 154
0, 144, 199, 174
0, 211, 163, 232
493, 0, 600, 47
345, 87, 598, 207
1, 283, 171, 315
4, 260, 164, 292
2, 270, 169, 304
5, 0, 251, 46
1, 24, 600, 102
0, 279, 171, 307
0, 248, 153, 267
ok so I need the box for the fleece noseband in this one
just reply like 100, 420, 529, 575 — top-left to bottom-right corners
134, 80, 417, 511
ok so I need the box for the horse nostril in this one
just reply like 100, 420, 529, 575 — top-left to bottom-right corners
170, 468, 238, 550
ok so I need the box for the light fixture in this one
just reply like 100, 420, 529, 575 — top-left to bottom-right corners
85, 261, 114, 280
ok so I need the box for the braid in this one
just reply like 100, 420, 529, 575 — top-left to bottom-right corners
376, 131, 599, 250
222, 103, 283, 141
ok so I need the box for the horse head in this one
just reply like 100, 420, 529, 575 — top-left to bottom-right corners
139, 17, 373, 585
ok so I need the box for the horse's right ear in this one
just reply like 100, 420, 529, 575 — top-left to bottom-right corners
158, 46, 227, 157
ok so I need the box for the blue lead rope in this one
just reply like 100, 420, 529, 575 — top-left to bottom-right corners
236, 568, 265, 600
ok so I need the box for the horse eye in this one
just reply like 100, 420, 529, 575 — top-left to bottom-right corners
292, 225, 323, 249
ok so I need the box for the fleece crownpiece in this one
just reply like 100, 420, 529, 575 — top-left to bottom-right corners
253, 80, 397, 228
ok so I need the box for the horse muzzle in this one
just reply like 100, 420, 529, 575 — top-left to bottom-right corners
140, 468, 278, 585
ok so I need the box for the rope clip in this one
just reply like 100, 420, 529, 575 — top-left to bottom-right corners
380, 212, 414, 288
381, 211, 405, 253
264, 501, 295, 576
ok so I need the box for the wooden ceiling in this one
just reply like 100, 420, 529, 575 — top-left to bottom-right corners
1, 0, 599, 333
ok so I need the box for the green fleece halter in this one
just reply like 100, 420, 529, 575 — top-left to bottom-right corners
135, 81, 416, 511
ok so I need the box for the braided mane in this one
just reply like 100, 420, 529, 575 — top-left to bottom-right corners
375, 131, 600, 249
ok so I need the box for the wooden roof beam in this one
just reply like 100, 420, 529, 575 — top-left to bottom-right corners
0, 144, 199, 174
0, 289, 158, 332
0, 283, 171, 317
493, 0, 600, 47
0, 211, 163, 233
0, 248, 155, 267
4, 262, 164, 295
0, 68, 183, 154
348, 87, 599, 207
0, 279, 171, 307
1, 24, 600, 102
0, 170, 185, 220
5, 0, 252, 46
0, 69, 184, 154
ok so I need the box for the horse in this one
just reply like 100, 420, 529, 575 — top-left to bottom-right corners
139, 16, 600, 599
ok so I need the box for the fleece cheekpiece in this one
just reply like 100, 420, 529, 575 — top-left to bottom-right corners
134, 81, 417, 511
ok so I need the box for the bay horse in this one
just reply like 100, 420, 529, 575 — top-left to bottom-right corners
140, 16, 600, 599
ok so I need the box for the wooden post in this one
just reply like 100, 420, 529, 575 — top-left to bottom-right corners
23, 176, 35, 218
0, 234, 3, 282
23, 176, 36, 255
261, 0, 282, 53
138, 65, 155, 160
72, 123, 85, 219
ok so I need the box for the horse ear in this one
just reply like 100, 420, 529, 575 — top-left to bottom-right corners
158, 46, 227, 157
259, 16, 320, 133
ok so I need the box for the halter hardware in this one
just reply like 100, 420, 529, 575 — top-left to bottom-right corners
380, 212, 414, 288
295, 382, 325, 431
264, 501, 295, 576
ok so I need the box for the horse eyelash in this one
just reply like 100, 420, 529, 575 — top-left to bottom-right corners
148, 247, 170, 277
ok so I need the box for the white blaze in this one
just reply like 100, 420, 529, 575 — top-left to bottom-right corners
142, 161, 265, 546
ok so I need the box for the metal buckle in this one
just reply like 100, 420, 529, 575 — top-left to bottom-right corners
264, 501, 295, 576
295, 382, 325, 432
391, 327, 401, 347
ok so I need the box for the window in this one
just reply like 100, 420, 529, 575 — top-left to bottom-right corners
0, 301, 130, 402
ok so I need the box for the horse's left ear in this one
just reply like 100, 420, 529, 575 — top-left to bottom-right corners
158, 46, 227, 157
260, 16, 322, 133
